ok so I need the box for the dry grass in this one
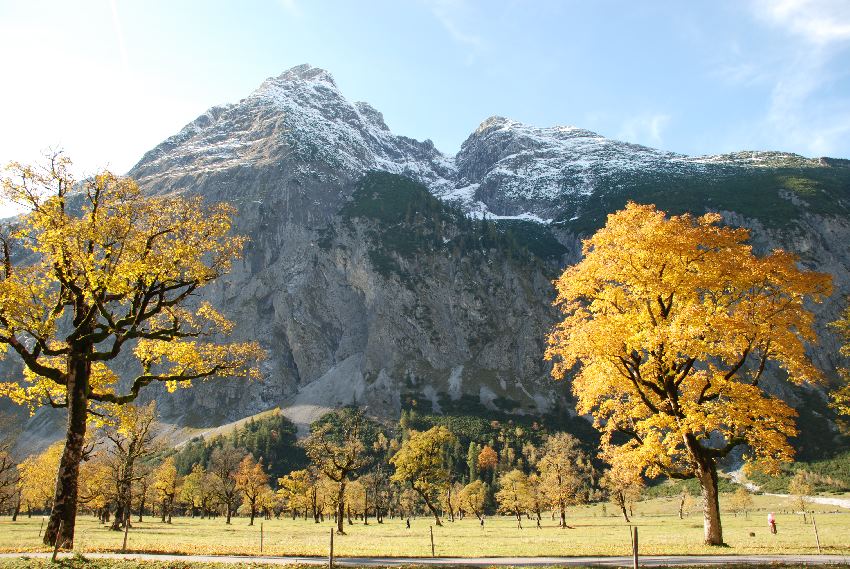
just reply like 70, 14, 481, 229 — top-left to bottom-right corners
1, 493, 848, 557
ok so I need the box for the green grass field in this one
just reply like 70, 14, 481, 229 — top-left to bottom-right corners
1, 494, 848, 558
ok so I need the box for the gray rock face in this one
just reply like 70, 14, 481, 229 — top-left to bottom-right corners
7, 64, 850, 446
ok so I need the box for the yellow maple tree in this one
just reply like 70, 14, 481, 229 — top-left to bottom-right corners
0, 155, 264, 547
234, 454, 270, 526
545, 202, 831, 546
390, 425, 456, 527
830, 309, 850, 416
19, 441, 64, 513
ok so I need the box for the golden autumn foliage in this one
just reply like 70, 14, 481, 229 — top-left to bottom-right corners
277, 468, 320, 521
390, 426, 456, 526
234, 455, 270, 526
0, 156, 264, 412
0, 445, 18, 512
0, 155, 265, 547
600, 460, 644, 523
458, 479, 487, 521
545, 202, 831, 545
830, 310, 850, 416
19, 441, 64, 512
537, 432, 592, 528
494, 469, 529, 527
152, 456, 180, 523
476, 445, 498, 472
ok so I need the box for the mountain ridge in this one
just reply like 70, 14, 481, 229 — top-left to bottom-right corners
130, 64, 841, 225
5, 63, 850, 456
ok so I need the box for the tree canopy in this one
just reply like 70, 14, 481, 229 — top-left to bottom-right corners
546, 202, 831, 545
390, 426, 456, 526
0, 155, 264, 547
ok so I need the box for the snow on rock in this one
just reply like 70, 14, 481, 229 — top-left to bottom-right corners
130, 64, 456, 196
130, 64, 826, 224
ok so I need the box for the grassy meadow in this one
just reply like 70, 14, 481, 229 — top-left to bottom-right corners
1, 493, 849, 558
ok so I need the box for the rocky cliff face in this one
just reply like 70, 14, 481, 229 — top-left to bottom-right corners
9, 64, 850, 447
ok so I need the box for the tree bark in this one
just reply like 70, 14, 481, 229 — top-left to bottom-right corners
697, 461, 724, 545
111, 474, 132, 531
618, 494, 630, 523
43, 353, 89, 548
417, 489, 442, 527
11, 493, 20, 521
336, 480, 346, 534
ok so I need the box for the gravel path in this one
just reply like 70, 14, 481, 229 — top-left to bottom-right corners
2, 552, 850, 567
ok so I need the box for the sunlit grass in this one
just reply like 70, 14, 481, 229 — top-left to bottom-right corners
1, 493, 848, 557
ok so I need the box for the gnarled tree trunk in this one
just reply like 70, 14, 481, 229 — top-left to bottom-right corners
697, 462, 723, 545
336, 480, 346, 534
43, 351, 90, 548
416, 488, 442, 527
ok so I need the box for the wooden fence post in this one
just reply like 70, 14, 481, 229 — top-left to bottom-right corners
51, 520, 64, 563
811, 513, 822, 554
632, 526, 639, 569
430, 525, 435, 557
328, 527, 334, 568
260, 522, 264, 553
121, 516, 130, 552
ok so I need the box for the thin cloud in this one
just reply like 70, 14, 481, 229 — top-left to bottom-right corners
753, 0, 850, 45
109, 0, 130, 76
711, 60, 770, 87
617, 114, 671, 148
422, 0, 484, 63
278, 0, 301, 17
742, 0, 850, 156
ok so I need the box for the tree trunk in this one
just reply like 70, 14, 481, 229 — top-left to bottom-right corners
249, 500, 256, 526
559, 503, 566, 528
111, 503, 125, 531
418, 489, 442, 527
226, 504, 232, 524
619, 495, 630, 523
43, 354, 89, 548
111, 474, 132, 531
11, 494, 20, 521
697, 461, 724, 546
336, 480, 346, 534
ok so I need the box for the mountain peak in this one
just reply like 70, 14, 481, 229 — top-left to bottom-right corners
276, 64, 337, 87
475, 116, 513, 133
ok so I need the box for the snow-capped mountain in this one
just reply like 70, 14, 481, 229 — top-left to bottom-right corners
132, 64, 455, 204
132, 64, 838, 228
9, 64, 849, 451
449, 116, 828, 222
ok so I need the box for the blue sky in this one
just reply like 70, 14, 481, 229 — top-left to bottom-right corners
1, 0, 850, 180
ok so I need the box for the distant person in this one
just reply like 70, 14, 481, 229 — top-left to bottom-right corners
406, 517, 410, 529
768, 512, 777, 534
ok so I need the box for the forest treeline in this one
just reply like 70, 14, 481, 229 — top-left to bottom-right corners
0, 405, 645, 532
